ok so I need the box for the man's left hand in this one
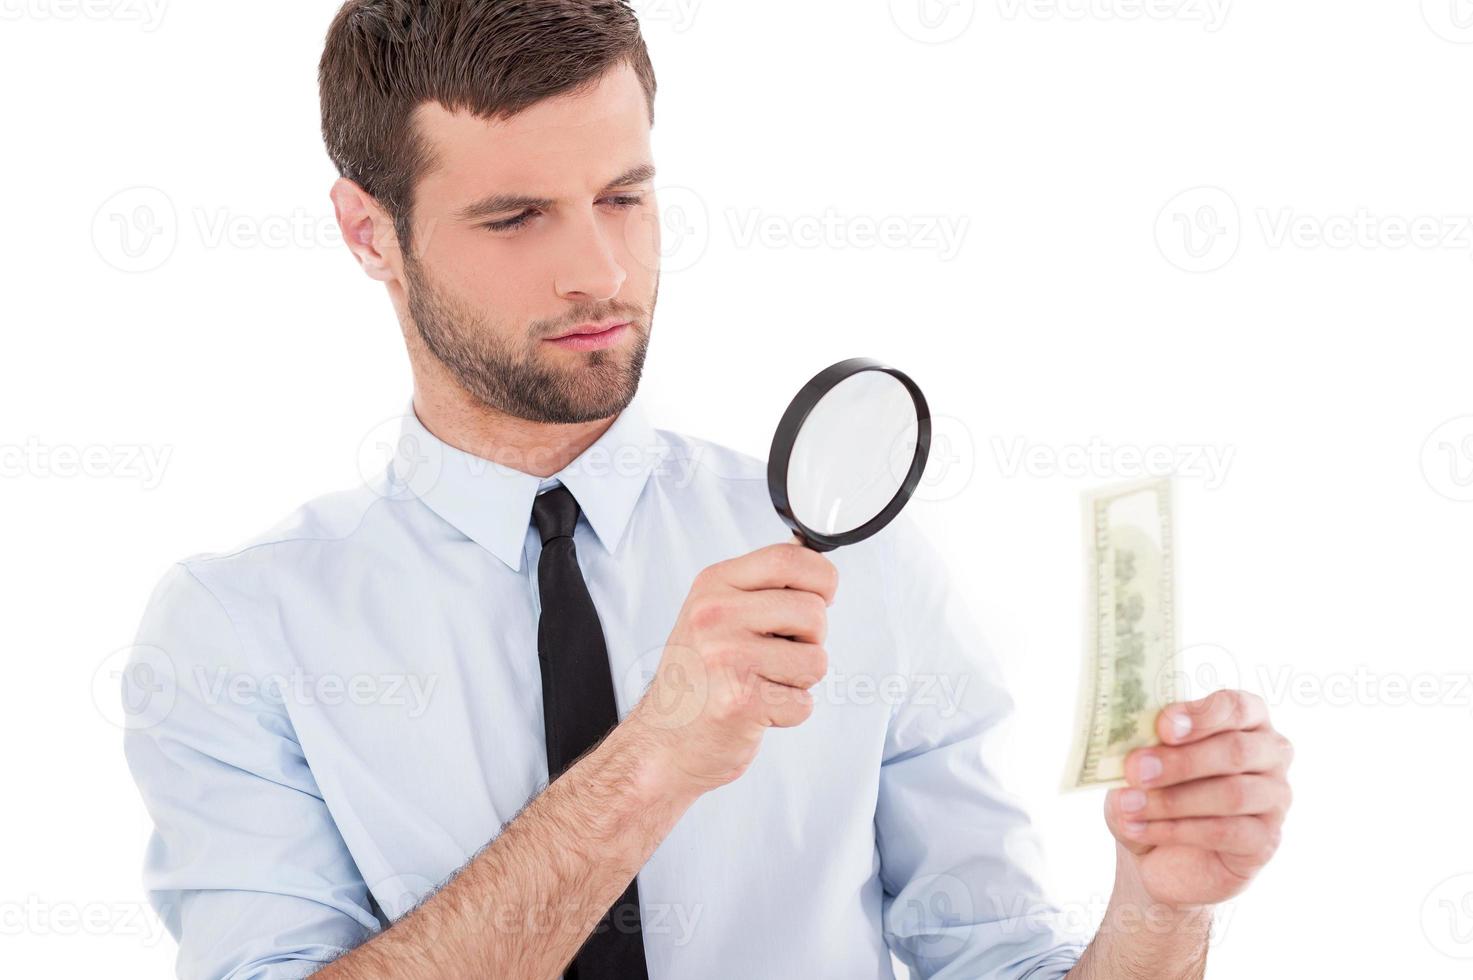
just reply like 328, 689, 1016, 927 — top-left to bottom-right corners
1103, 690, 1294, 909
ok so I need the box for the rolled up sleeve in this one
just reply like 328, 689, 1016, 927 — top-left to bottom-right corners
876, 517, 1088, 980
122, 562, 380, 979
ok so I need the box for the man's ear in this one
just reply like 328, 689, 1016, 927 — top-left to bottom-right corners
330, 178, 400, 283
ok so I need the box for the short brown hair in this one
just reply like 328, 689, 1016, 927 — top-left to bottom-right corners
319, 0, 657, 249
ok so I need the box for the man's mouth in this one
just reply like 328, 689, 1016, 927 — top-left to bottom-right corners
544, 319, 632, 352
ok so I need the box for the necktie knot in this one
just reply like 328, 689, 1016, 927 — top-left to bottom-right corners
532, 484, 580, 545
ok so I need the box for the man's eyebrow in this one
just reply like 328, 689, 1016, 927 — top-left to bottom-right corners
603, 162, 657, 190
455, 163, 657, 221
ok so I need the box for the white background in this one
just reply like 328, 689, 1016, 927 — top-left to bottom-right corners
3, 0, 1471, 975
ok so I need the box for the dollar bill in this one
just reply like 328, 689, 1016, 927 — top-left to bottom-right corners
1063, 478, 1180, 791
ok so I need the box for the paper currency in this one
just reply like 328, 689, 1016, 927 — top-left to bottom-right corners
1063, 478, 1179, 791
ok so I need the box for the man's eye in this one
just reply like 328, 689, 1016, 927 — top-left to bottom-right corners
486, 210, 538, 232
485, 197, 642, 233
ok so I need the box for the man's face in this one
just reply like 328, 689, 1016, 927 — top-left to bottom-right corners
399, 63, 661, 424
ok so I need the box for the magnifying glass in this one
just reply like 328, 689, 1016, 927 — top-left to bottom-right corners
767, 357, 932, 552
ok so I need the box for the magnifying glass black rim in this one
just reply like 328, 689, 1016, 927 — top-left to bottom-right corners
767, 356, 932, 552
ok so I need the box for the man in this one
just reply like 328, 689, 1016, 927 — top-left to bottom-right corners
122, 2, 1294, 978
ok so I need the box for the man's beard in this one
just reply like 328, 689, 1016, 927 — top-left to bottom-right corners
403, 255, 654, 425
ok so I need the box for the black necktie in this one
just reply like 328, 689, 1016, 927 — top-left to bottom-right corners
531, 484, 649, 980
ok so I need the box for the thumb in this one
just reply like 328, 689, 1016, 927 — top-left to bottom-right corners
1103, 788, 1154, 857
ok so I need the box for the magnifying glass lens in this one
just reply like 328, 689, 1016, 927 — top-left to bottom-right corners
767, 358, 931, 551
787, 371, 919, 535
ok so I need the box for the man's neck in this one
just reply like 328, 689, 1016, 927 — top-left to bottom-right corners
411, 385, 618, 479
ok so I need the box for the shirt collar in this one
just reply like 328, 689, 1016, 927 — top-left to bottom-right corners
390, 395, 666, 573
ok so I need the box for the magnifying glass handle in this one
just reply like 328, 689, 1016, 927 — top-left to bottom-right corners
771, 532, 836, 643
791, 531, 837, 553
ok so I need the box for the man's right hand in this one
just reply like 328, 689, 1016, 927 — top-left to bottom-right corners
628, 536, 838, 797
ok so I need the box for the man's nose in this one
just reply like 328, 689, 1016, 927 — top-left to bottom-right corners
554, 212, 628, 302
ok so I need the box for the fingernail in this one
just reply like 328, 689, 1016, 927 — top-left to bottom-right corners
1124, 821, 1147, 838
1120, 789, 1147, 813
1169, 712, 1191, 741
1136, 754, 1163, 784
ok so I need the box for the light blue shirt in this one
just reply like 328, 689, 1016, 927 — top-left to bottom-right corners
122, 395, 1087, 979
